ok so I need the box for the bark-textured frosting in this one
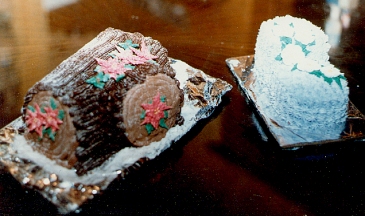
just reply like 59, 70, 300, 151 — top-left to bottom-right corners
22, 28, 184, 175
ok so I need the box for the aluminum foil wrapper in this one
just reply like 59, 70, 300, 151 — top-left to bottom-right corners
0, 58, 232, 214
226, 55, 365, 148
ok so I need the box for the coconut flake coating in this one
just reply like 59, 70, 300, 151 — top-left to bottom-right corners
252, 15, 349, 142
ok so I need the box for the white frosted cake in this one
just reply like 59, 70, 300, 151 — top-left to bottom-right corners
251, 15, 349, 142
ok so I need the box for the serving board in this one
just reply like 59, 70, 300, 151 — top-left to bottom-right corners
0, 58, 232, 213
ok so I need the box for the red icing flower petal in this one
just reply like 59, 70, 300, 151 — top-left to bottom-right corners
25, 104, 46, 137
95, 57, 127, 79
35, 125, 44, 138
115, 46, 146, 65
130, 40, 157, 62
26, 102, 64, 139
140, 92, 172, 129
43, 107, 63, 132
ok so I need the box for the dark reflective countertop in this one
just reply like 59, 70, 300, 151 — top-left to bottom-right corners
1, 0, 365, 215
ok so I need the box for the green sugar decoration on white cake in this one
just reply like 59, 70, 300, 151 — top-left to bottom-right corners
252, 15, 349, 142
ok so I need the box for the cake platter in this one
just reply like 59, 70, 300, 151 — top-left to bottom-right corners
0, 58, 232, 214
226, 55, 365, 148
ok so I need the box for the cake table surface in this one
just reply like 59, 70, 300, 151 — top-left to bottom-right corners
1, 0, 365, 215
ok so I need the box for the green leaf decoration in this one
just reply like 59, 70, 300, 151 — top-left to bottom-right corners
42, 127, 49, 137
303, 49, 310, 56
309, 70, 345, 89
101, 73, 110, 82
140, 110, 146, 119
50, 98, 57, 110
86, 77, 105, 89
295, 40, 310, 55
49, 132, 56, 141
308, 41, 316, 46
309, 70, 322, 78
58, 110, 65, 120
334, 76, 343, 89
280, 36, 292, 46
323, 76, 333, 85
40, 106, 46, 113
94, 65, 103, 73
118, 39, 139, 50
125, 64, 135, 70
275, 54, 282, 61
145, 124, 154, 135
160, 96, 166, 102
27, 105, 35, 112
159, 118, 169, 129
42, 127, 56, 141
116, 74, 125, 82
164, 110, 168, 118
289, 22, 294, 28
291, 64, 298, 71
86, 72, 110, 89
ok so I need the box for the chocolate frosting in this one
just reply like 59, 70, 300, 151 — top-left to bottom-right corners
22, 28, 184, 175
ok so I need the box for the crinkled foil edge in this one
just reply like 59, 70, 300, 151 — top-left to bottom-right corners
0, 58, 232, 214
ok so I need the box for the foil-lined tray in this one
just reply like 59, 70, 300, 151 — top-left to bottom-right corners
0, 58, 232, 214
226, 55, 365, 148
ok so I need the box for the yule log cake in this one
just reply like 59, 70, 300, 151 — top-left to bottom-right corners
21, 28, 184, 175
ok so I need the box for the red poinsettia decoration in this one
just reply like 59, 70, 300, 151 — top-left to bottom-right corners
26, 103, 46, 137
43, 107, 63, 132
95, 57, 128, 79
140, 92, 172, 131
89, 39, 159, 89
129, 40, 158, 63
115, 46, 146, 65
25, 99, 64, 140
